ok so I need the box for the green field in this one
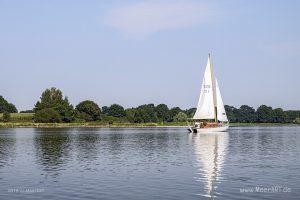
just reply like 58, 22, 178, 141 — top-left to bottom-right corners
0, 113, 34, 122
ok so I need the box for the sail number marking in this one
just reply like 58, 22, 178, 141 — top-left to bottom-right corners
203, 85, 211, 93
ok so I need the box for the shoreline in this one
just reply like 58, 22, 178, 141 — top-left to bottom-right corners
0, 122, 299, 128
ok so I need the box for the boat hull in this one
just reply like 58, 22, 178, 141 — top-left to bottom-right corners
190, 125, 229, 133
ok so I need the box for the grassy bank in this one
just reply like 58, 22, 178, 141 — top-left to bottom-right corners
0, 113, 189, 128
0, 122, 187, 128
0, 113, 299, 128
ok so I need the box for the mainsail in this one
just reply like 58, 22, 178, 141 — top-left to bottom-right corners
193, 54, 228, 122
193, 55, 217, 120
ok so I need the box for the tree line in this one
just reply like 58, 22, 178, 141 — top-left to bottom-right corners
1, 88, 300, 123
225, 105, 300, 123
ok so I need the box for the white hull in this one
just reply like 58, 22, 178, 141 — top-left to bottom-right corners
191, 125, 229, 133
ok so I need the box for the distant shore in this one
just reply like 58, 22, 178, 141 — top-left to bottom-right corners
0, 122, 299, 128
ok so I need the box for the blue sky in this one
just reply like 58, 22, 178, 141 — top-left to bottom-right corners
0, 0, 299, 111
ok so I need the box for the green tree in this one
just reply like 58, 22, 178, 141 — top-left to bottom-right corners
34, 87, 74, 122
185, 108, 196, 118
125, 108, 137, 123
155, 104, 170, 122
56, 101, 75, 122
34, 108, 61, 123
102, 106, 109, 115
284, 110, 300, 123
107, 104, 126, 118
76, 100, 101, 121
2, 112, 11, 122
272, 108, 286, 123
137, 104, 158, 123
0, 96, 18, 113
135, 109, 146, 123
169, 107, 182, 122
173, 112, 187, 122
257, 105, 273, 123
126, 104, 158, 123
238, 105, 257, 123
225, 105, 238, 122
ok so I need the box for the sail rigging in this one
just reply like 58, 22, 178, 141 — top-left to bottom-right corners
193, 54, 227, 122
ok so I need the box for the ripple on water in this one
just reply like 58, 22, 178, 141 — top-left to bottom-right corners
0, 127, 299, 200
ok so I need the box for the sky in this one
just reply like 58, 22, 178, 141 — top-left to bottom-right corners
0, 0, 299, 111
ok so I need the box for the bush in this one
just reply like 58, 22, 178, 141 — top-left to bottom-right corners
173, 112, 187, 122
2, 112, 11, 122
73, 117, 86, 123
169, 107, 182, 122
125, 108, 136, 123
34, 108, 61, 123
101, 115, 128, 124
76, 100, 101, 121
75, 112, 92, 122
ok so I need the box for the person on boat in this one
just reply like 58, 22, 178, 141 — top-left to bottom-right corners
195, 122, 200, 128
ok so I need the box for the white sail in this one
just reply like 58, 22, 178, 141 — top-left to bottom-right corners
216, 79, 228, 122
193, 55, 217, 120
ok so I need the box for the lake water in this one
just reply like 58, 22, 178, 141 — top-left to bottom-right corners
0, 127, 299, 200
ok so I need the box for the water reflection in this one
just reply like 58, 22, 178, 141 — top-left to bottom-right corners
107, 129, 125, 155
133, 129, 170, 153
131, 129, 173, 170
192, 132, 229, 198
0, 127, 299, 200
0, 129, 16, 169
74, 129, 101, 163
34, 128, 73, 177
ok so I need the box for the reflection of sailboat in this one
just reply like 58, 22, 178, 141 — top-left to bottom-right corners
192, 132, 229, 198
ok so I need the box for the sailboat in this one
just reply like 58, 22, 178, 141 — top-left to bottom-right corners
189, 54, 229, 133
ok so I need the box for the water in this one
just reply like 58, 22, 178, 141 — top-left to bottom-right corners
0, 127, 299, 200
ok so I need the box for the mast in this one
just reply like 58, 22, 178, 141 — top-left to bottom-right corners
208, 54, 218, 122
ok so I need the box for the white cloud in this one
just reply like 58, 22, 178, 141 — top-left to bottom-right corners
103, 1, 217, 39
